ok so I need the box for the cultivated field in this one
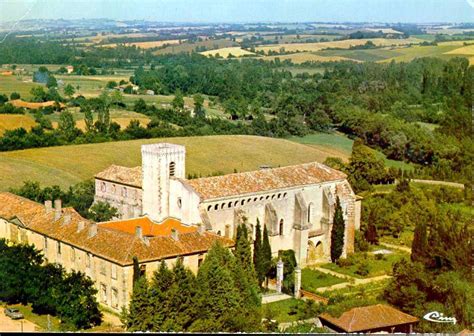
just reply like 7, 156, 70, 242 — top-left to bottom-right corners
101, 39, 182, 49
0, 135, 346, 190
201, 47, 256, 58
255, 37, 425, 53
154, 39, 237, 55
0, 114, 37, 135
0, 75, 39, 99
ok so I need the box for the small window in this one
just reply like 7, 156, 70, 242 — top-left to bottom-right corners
71, 248, 76, 262
266, 195, 270, 200
221, 203, 226, 209
100, 283, 107, 303
217, 230, 221, 236
228, 202, 232, 208
241, 200, 245, 206
100, 260, 106, 275
234, 201, 239, 206
177, 198, 182, 208
139, 264, 146, 277
169, 162, 176, 177
57, 242, 61, 256
112, 184, 116, 193
283, 193, 288, 198
259, 196, 264, 201
111, 264, 117, 280
101, 182, 106, 192
44, 237, 48, 251
277, 193, 282, 199
111, 288, 119, 308
279, 219, 284, 236
122, 187, 127, 197
207, 205, 212, 211
253, 197, 258, 202
247, 198, 251, 203
214, 204, 219, 210
198, 254, 204, 268
86, 253, 91, 268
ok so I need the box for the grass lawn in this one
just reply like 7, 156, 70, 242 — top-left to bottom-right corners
7, 303, 61, 331
318, 278, 391, 301
301, 268, 346, 292
0, 135, 343, 191
263, 298, 304, 323
320, 251, 409, 279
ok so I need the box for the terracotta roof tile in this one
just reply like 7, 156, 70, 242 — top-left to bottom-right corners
99, 217, 197, 236
0, 192, 233, 266
95, 165, 142, 187
319, 304, 419, 332
186, 162, 347, 200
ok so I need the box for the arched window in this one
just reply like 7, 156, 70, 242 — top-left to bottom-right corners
214, 204, 219, 210
221, 203, 226, 209
101, 182, 106, 192
207, 205, 212, 211
228, 202, 232, 208
169, 162, 176, 177
234, 200, 239, 207
308, 202, 314, 223
241, 199, 245, 206
279, 219, 284, 236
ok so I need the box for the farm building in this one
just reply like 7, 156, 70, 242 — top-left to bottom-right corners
94, 142, 361, 266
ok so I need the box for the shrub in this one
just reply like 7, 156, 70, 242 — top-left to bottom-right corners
355, 262, 370, 277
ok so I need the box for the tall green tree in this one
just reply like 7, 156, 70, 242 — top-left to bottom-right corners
253, 219, 264, 285
126, 277, 153, 331
411, 222, 428, 264
261, 224, 272, 284
172, 89, 185, 111
330, 196, 345, 262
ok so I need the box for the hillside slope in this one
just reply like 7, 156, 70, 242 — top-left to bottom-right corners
0, 135, 347, 191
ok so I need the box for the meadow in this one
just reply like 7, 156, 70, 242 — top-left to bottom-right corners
0, 114, 37, 135
154, 39, 238, 55
0, 135, 342, 191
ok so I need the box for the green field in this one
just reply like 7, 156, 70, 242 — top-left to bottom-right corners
315, 48, 402, 62
263, 298, 303, 323
289, 133, 414, 170
0, 75, 40, 99
302, 268, 346, 292
0, 135, 345, 191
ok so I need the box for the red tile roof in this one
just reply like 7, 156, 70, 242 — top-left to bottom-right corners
99, 217, 197, 236
319, 304, 419, 332
0, 192, 233, 266
95, 165, 142, 188
186, 162, 347, 200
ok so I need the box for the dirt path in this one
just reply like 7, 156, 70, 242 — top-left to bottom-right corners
380, 242, 411, 253
410, 179, 465, 189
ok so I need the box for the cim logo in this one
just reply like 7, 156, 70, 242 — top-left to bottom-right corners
423, 311, 457, 324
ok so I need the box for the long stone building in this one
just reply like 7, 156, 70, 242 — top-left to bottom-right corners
0, 142, 360, 312
95, 143, 361, 265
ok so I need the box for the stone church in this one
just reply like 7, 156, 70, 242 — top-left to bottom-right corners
95, 143, 361, 266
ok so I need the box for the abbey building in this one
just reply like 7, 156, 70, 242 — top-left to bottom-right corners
94, 143, 361, 266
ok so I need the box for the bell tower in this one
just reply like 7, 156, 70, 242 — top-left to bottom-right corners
141, 143, 185, 222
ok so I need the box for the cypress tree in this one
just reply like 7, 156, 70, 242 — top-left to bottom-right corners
330, 196, 345, 262
253, 219, 264, 285
126, 277, 153, 331
365, 221, 379, 244
132, 256, 141, 286
261, 224, 272, 283
411, 222, 428, 264
150, 261, 174, 331
234, 224, 257, 282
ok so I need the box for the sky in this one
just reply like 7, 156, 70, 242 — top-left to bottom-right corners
0, 0, 473, 23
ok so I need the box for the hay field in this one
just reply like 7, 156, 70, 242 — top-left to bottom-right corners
379, 43, 470, 63
444, 44, 474, 55
263, 52, 353, 64
0, 135, 344, 190
101, 39, 182, 49
0, 114, 37, 135
201, 47, 256, 58
255, 37, 425, 53
51, 117, 150, 131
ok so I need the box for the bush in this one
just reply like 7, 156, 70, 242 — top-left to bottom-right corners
355, 262, 370, 276
355, 231, 369, 252
375, 253, 386, 261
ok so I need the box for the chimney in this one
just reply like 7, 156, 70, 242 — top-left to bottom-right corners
135, 226, 143, 239
44, 200, 53, 214
198, 224, 205, 235
77, 221, 85, 233
171, 228, 179, 241
54, 199, 62, 221
62, 214, 71, 226
88, 223, 98, 238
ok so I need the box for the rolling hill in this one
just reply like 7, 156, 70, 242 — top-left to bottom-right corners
0, 135, 348, 191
